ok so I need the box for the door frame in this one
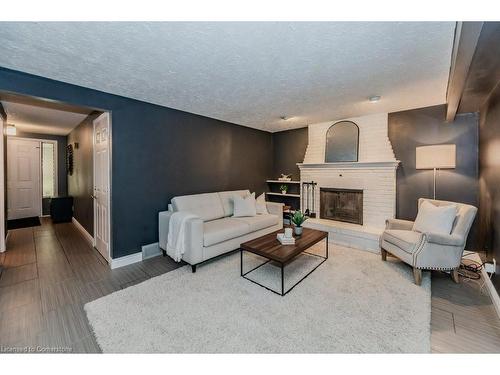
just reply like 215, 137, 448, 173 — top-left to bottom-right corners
7, 136, 58, 217
92, 112, 113, 262
0, 115, 5, 252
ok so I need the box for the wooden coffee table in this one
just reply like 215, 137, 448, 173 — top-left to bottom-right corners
240, 227, 328, 296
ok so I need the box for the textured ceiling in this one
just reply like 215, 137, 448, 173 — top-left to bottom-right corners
2, 100, 90, 135
0, 22, 455, 132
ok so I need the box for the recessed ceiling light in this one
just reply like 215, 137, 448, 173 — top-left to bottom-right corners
369, 95, 381, 103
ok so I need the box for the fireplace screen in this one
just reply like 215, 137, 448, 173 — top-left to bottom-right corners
320, 188, 363, 225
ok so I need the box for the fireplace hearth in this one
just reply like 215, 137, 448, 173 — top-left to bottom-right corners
320, 188, 363, 225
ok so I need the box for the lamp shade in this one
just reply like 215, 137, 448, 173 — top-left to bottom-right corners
416, 144, 456, 169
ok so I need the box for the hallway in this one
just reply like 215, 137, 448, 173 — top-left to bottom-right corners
0, 218, 181, 352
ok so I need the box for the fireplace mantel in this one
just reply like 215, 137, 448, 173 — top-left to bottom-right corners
297, 161, 400, 170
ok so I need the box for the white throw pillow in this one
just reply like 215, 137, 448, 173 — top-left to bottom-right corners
413, 201, 457, 235
233, 192, 257, 217
255, 193, 268, 215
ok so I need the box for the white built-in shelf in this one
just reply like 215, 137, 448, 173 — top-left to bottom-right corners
266, 180, 301, 184
266, 192, 301, 198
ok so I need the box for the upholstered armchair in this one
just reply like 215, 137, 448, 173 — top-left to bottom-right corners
380, 198, 477, 285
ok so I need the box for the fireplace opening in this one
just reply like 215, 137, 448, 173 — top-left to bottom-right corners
320, 188, 363, 225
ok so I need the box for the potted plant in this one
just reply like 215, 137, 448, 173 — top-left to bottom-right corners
291, 210, 307, 236
280, 184, 288, 195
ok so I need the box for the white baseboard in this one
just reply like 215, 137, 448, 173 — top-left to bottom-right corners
71, 217, 94, 247
0, 231, 8, 253
142, 242, 162, 260
466, 251, 500, 319
110, 252, 143, 269
477, 256, 500, 319
109, 243, 162, 269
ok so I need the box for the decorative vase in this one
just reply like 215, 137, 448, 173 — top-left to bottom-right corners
294, 226, 303, 236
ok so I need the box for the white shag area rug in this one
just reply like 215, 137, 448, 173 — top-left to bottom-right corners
85, 244, 431, 353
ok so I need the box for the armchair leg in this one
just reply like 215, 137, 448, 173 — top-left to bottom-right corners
451, 269, 460, 284
381, 248, 387, 261
413, 267, 422, 286
162, 249, 167, 257
191, 265, 197, 273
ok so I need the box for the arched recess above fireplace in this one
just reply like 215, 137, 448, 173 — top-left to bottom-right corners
325, 120, 359, 162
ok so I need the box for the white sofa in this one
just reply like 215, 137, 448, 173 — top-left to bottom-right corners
159, 190, 283, 272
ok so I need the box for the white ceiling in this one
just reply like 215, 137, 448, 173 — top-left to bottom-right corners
0, 22, 456, 132
2, 101, 90, 135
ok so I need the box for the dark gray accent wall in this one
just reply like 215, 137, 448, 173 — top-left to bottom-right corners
388, 105, 479, 250
458, 22, 500, 114
68, 113, 98, 236
272, 127, 308, 179
478, 81, 500, 290
0, 67, 273, 258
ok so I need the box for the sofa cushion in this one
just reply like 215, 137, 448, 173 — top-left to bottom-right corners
172, 193, 224, 222
203, 218, 250, 247
255, 193, 268, 215
218, 190, 250, 217
233, 193, 257, 217
382, 229, 423, 254
413, 200, 457, 235
233, 214, 279, 233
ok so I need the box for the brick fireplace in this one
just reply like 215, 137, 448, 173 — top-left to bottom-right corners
298, 113, 399, 253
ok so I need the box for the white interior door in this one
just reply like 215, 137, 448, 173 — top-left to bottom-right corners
93, 113, 111, 261
7, 139, 41, 220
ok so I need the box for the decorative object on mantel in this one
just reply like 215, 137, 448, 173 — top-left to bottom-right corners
278, 174, 292, 181
291, 210, 307, 236
301, 181, 317, 218
280, 184, 288, 195
416, 144, 456, 200
66, 144, 74, 176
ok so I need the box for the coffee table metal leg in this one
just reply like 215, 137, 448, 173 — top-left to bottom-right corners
281, 263, 284, 296
240, 249, 243, 276
326, 235, 329, 259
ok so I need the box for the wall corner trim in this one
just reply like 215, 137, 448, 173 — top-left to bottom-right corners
72, 217, 94, 247
110, 252, 143, 269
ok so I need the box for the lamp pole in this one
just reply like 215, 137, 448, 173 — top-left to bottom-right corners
433, 168, 437, 200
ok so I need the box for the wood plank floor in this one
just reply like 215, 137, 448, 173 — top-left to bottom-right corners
1, 218, 499, 353
0, 218, 182, 353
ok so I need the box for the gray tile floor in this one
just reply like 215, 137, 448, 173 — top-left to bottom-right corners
431, 270, 500, 352
0, 218, 182, 353
1, 218, 499, 353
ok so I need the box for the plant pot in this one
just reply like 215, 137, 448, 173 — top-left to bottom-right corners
281, 191, 287, 195
294, 226, 303, 236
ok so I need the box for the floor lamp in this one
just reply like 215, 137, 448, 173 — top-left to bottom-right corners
416, 144, 456, 200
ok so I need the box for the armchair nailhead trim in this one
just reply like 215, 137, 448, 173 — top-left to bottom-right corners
415, 266, 458, 271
